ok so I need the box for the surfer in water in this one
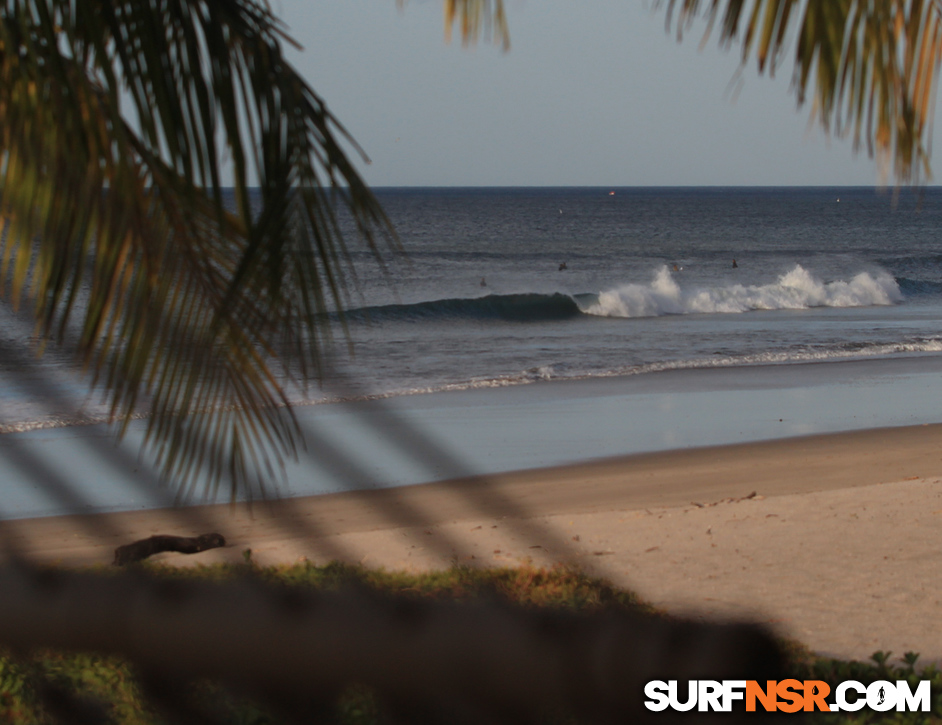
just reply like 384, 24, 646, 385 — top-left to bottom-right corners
558, 262, 567, 271
732, 259, 738, 268
480, 277, 487, 287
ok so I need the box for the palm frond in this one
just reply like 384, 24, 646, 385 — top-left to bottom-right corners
0, 0, 396, 499
398, 0, 509, 50
445, 0, 509, 50
661, 0, 942, 182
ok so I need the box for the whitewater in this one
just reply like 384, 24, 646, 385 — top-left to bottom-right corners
2, 186, 942, 432
585, 265, 902, 318
324, 186, 942, 402
7, 185, 942, 519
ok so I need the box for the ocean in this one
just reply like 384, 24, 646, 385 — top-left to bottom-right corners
3, 186, 942, 517
332, 186, 942, 399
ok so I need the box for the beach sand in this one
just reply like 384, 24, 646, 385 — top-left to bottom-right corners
2, 423, 941, 663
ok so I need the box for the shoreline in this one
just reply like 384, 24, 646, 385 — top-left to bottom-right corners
4, 353, 942, 520
3, 423, 941, 661
6, 422, 941, 553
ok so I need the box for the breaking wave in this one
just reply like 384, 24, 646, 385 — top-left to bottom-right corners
585, 265, 902, 318
344, 265, 904, 325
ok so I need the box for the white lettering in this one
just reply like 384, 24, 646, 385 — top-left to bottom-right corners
896, 680, 931, 712
867, 680, 896, 712
698, 681, 723, 712
643, 680, 670, 711
669, 680, 697, 712
644, 678, 932, 713
722, 680, 747, 711
835, 681, 867, 712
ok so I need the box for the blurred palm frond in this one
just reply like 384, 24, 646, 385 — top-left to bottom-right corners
661, 0, 942, 182
397, 0, 510, 50
0, 0, 396, 500
445, 0, 509, 50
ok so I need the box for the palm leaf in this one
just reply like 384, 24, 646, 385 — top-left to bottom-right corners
661, 0, 942, 182
444, 0, 510, 50
396, 0, 509, 50
0, 0, 396, 500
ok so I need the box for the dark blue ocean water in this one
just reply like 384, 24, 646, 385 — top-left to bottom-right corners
2, 186, 942, 430
4, 186, 942, 517
330, 186, 942, 399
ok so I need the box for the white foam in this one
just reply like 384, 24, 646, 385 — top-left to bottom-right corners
585, 265, 902, 318
286, 338, 942, 405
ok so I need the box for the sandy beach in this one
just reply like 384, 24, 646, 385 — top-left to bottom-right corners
3, 422, 941, 663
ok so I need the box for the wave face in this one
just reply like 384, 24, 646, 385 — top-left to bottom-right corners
584, 265, 902, 318
346, 265, 904, 325
346, 292, 583, 323
896, 277, 942, 297
11, 188, 942, 439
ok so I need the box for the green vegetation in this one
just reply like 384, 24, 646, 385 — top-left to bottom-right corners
794, 651, 942, 725
3, 5, 937, 719
0, 563, 937, 724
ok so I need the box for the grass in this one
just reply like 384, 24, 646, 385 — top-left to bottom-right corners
0, 561, 938, 723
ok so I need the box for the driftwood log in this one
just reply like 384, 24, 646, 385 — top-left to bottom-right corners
113, 533, 227, 565
0, 566, 783, 723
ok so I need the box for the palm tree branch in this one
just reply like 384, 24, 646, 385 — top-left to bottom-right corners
661, 0, 942, 182
0, 0, 396, 499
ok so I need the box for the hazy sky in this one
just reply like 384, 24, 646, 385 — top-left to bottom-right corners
276, 1, 938, 187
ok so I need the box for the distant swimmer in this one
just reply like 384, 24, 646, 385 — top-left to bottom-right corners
732, 259, 738, 268
672, 264, 679, 272
558, 262, 568, 271
480, 277, 487, 287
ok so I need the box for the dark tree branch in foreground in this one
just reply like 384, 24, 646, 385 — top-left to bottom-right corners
0, 567, 783, 723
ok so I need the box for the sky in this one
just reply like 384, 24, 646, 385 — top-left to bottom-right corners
275, 1, 939, 187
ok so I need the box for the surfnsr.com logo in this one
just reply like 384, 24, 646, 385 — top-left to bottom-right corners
644, 679, 931, 713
